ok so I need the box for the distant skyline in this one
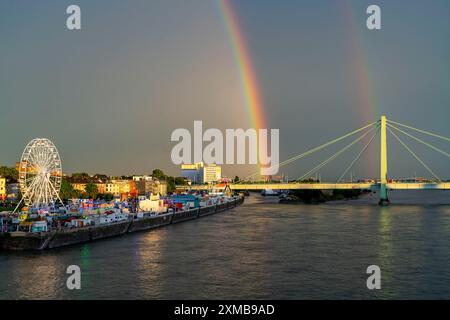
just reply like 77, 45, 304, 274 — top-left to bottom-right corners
1, 0, 450, 180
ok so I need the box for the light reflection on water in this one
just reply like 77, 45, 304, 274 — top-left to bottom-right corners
1, 190, 450, 299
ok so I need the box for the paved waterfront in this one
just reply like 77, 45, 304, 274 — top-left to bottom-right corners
2, 191, 450, 299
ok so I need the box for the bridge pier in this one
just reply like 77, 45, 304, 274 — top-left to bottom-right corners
378, 115, 390, 206
379, 184, 390, 206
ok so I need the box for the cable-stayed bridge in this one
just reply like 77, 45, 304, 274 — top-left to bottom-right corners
176, 116, 450, 205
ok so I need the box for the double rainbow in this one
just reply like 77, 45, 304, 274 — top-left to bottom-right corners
217, 1, 377, 176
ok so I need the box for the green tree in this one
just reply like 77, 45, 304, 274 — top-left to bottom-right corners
71, 172, 91, 182
152, 169, 166, 180
103, 193, 114, 201
233, 176, 240, 183
0, 166, 18, 181
60, 178, 78, 200
166, 176, 176, 193
96, 193, 114, 201
84, 183, 99, 199
175, 177, 188, 185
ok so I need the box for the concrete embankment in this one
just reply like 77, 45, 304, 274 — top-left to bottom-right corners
47, 227, 91, 249
0, 232, 51, 250
0, 196, 245, 251
128, 213, 172, 232
198, 205, 217, 217
172, 208, 199, 223
89, 220, 131, 241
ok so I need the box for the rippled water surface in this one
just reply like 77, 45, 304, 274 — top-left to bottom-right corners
2, 191, 450, 299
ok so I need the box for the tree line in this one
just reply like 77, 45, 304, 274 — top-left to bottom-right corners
1, 165, 190, 201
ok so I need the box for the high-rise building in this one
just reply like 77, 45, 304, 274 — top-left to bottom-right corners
180, 162, 221, 184
181, 162, 204, 184
203, 164, 221, 184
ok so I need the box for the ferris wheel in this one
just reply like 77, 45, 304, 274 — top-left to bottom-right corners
16, 138, 64, 210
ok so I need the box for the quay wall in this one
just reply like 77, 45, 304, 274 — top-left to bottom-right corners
128, 213, 173, 232
90, 220, 131, 241
172, 208, 199, 224
198, 205, 217, 217
216, 202, 229, 212
0, 232, 52, 251
0, 196, 244, 251
47, 227, 91, 249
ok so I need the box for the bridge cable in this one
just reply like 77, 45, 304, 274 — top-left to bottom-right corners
387, 119, 450, 143
338, 126, 380, 182
387, 123, 450, 159
387, 126, 441, 182
274, 121, 379, 171
236, 120, 379, 183
297, 124, 379, 181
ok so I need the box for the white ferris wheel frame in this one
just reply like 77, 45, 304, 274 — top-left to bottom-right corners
15, 138, 64, 211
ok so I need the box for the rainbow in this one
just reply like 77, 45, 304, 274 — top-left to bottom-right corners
342, 0, 378, 176
217, 1, 377, 177
342, 1, 377, 126
217, 0, 266, 130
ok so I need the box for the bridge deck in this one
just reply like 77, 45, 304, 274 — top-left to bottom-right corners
177, 182, 450, 191
386, 182, 450, 190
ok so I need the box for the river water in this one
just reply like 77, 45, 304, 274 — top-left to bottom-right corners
2, 191, 450, 300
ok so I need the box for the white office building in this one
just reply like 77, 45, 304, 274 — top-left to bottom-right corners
181, 162, 221, 184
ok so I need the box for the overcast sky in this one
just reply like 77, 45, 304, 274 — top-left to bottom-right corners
1, 0, 449, 180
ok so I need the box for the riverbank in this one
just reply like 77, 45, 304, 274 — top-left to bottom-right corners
0, 196, 244, 251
